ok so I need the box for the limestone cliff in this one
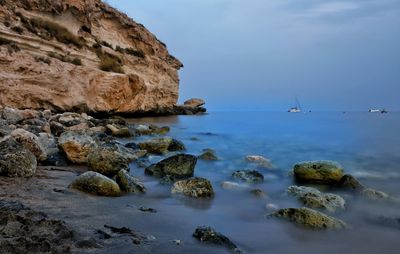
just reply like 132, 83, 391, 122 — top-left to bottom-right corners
0, 0, 183, 113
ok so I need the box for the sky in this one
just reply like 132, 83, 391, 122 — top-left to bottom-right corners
107, 0, 400, 111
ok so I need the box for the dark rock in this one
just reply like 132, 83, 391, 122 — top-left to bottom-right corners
145, 154, 197, 179
49, 121, 65, 136
125, 142, 139, 150
168, 138, 186, 151
138, 206, 157, 213
193, 226, 242, 253
232, 170, 264, 183
41, 151, 69, 166
116, 170, 146, 194
339, 174, 365, 191
0, 137, 37, 177
198, 148, 219, 161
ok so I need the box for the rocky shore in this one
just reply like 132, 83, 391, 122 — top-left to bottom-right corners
0, 106, 398, 253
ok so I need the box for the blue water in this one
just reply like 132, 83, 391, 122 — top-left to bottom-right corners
86, 111, 400, 254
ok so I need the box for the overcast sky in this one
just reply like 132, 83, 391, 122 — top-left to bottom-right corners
108, 0, 400, 111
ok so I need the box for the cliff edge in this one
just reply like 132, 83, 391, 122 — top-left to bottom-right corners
0, 0, 184, 114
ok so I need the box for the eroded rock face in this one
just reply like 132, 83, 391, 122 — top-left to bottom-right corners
270, 208, 347, 230
0, 136, 37, 177
0, 0, 182, 114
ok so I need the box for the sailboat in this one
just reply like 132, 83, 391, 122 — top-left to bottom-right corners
288, 98, 302, 113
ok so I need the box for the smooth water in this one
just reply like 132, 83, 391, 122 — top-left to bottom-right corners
115, 111, 400, 254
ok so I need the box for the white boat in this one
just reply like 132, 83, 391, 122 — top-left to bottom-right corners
288, 98, 302, 113
368, 109, 381, 113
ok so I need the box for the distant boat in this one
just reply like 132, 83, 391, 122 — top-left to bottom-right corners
288, 98, 302, 113
368, 109, 381, 113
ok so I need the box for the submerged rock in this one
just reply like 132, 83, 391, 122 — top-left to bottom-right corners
69, 171, 121, 197
172, 178, 214, 198
232, 170, 264, 183
287, 186, 346, 212
0, 137, 37, 177
221, 181, 248, 190
116, 170, 146, 194
145, 154, 197, 179
87, 144, 130, 176
361, 188, 390, 200
250, 189, 267, 198
339, 174, 365, 191
11, 128, 47, 161
245, 155, 273, 169
58, 131, 96, 164
270, 207, 347, 230
293, 161, 344, 184
198, 149, 219, 161
193, 226, 242, 253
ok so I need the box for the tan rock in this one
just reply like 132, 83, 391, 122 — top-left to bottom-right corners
183, 98, 205, 107
0, 0, 182, 114
11, 129, 47, 161
58, 131, 96, 164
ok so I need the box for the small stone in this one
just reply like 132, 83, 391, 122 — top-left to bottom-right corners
198, 149, 219, 161
106, 124, 131, 137
116, 170, 146, 194
250, 189, 267, 198
339, 174, 365, 191
246, 155, 273, 168
361, 188, 389, 200
138, 206, 157, 213
145, 154, 197, 179
265, 203, 279, 212
193, 226, 242, 253
172, 239, 182, 245
221, 181, 248, 190
232, 170, 264, 183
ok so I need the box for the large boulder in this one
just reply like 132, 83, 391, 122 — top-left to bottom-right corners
69, 171, 121, 197
116, 170, 146, 194
11, 129, 47, 161
145, 154, 197, 179
172, 178, 214, 198
270, 207, 347, 230
0, 137, 37, 177
232, 170, 264, 183
87, 144, 131, 176
58, 131, 96, 164
293, 161, 344, 184
287, 186, 346, 212
193, 226, 242, 253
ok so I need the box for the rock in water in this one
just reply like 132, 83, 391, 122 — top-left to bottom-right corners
184, 98, 205, 108
145, 154, 197, 179
270, 207, 347, 230
339, 174, 365, 191
293, 161, 344, 184
193, 226, 242, 253
245, 155, 273, 168
69, 171, 121, 197
139, 137, 173, 154
0, 137, 37, 177
87, 144, 130, 176
232, 170, 264, 183
287, 186, 346, 212
198, 149, 219, 161
172, 178, 214, 198
168, 139, 186, 152
58, 131, 96, 164
11, 128, 47, 161
116, 170, 146, 194
361, 188, 390, 200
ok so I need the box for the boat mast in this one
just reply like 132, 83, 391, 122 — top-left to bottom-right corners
295, 97, 302, 111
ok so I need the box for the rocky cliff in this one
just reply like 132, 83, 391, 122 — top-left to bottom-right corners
0, 0, 184, 114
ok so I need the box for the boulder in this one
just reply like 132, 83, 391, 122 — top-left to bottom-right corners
339, 174, 365, 191
106, 124, 131, 138
287, 186, 346, 212
245, 155, 273, 169
116, 170, 146, 194
0, 137, 37, 177
193, 226, 242, 253
232, 170, 264, 183
145, 154, 197, 179
58, 131, 96, 164
293, 161, 344, 184
2, 107, 39, 124
270, 207, 347, 230
172, 178, 214, 198
69, 171, 121, 197
139, 137, 173, 154
184, 98, 205, 108
168, 139, 186, 152
198, 149, 219, 161
11, 129, 47, 161
87, 144, 130, 176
